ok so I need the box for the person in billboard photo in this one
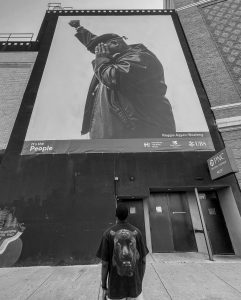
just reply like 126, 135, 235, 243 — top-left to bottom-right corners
69, 20, 176, 139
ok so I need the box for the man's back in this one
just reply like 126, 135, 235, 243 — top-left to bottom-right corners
97, 220, 148, 299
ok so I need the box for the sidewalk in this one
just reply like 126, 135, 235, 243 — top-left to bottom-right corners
0, 253, 241, 300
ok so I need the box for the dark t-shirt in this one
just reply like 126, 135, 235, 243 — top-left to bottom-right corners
96, 221, 149, 299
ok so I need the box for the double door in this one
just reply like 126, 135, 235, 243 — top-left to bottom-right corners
149, 193, 197, 252
118, 192, 234, 255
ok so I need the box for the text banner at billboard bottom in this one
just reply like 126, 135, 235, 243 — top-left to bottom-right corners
21, 132, 214, 155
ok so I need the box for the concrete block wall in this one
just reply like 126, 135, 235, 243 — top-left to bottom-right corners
0, 52, 37, 152
174, 0, 241, 188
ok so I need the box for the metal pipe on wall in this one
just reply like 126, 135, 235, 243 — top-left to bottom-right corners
194, 187, 214, 261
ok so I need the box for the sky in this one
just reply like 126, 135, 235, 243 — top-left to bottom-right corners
0, 0, 163, 40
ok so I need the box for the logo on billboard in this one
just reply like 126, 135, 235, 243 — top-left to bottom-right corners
144, 142, 151, 148
144, 142, 163, 149
170, 140, 181, 147
189, 141, 207, 147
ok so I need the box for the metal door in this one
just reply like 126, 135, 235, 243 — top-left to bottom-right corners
168, 193, 197, 252
119, 199, 146, 243
149, 193, 197, 252
149, 193, 174, 252
200, 192, 234, 255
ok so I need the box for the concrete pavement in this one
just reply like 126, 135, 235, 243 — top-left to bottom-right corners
0, 253, 241, 300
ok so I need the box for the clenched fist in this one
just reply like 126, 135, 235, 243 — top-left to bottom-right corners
68, 20, 80, 28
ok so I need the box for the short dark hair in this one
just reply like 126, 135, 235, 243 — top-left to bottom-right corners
116, 203, 128, 221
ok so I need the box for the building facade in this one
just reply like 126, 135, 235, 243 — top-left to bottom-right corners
0, 4, 241, 267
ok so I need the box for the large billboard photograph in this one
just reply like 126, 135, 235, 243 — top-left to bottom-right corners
21, 13, 215, 154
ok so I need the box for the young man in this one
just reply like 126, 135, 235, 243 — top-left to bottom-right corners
96, 203, 149, 300
68, 21, 176, 139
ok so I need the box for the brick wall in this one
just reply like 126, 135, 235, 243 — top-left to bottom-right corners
174, 0, 241, 189
0, 52, 37, 152
199, 0, 241, 97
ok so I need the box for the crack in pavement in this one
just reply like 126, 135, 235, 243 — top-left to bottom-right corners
150, 263, 173, 300
201, 264, 241, 296
25, 269, 56, 300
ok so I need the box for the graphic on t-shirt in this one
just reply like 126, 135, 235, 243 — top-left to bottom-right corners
110, 229, 140, 277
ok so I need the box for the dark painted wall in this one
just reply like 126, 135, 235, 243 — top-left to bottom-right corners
0, 154, 117, 265
1, 151, 240, 266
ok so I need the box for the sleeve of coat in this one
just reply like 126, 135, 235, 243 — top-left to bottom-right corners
74, 26, 97, 51
92, 52, 158, 89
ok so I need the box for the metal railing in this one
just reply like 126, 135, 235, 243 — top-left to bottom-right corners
0, 33, 34, 43
163, 0, 175, 9
48, 2, 62, 10
48, 3, 73, 10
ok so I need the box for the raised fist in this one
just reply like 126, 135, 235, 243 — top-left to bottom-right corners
68, 20, 80, 28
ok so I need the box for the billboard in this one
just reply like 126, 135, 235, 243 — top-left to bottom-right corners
21, 13, 215, 154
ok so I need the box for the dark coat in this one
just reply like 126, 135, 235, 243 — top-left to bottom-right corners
75, 29, 176, 138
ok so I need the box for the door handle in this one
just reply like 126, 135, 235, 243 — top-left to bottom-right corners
172, 212, 186, 214
194, 229, 204, 233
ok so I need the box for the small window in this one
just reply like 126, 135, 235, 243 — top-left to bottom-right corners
156, 206, 162, 213
130, 207, 136, 214
199, 193, 206, 200
208, 208, 216, 215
